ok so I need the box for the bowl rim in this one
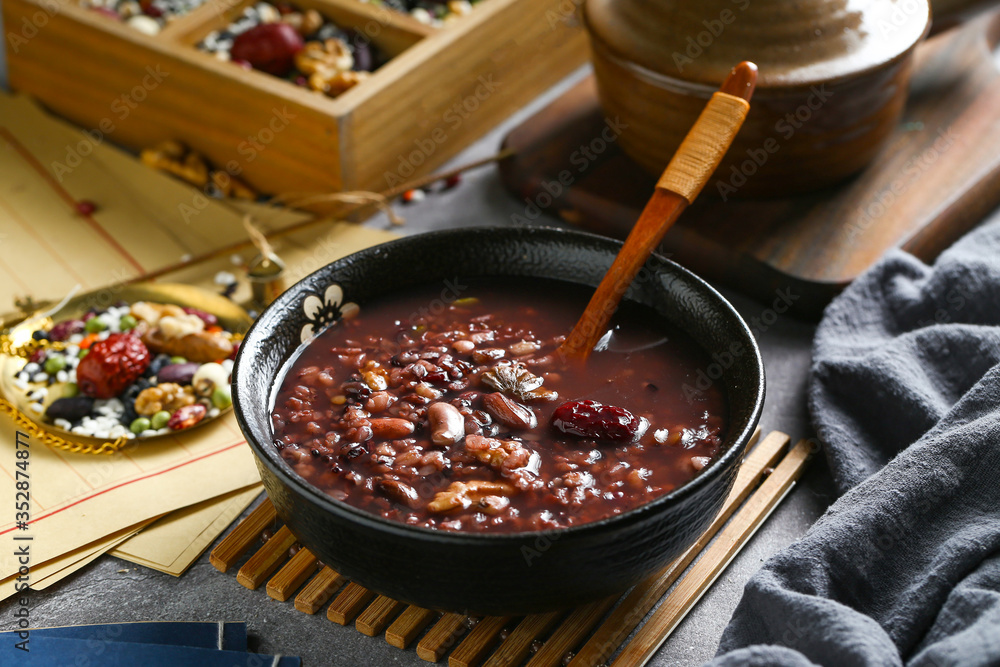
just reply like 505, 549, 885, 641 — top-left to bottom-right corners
233, 225, 765, 545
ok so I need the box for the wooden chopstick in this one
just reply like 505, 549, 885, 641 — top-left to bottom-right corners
294, 566, 345, 614
236, 524, 295, 590
612, 438, 814, 666
357, 595, 406, 636
386, 605, 438, 649
484, 611, 563, 667
327, 582, 377, 625
266, 547, 319, 601
418, 613, 468, 662
449, 616, 514, 667
209, 497, 275, 572
570, 430, 788, 667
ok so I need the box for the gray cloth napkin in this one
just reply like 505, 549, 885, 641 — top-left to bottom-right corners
706, 215, 1000, 667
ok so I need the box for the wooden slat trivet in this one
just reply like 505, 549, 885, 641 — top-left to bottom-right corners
236, 525, 296, 590
210, 498, 276, 572
484, 611, 563, 667
418, 613, 469, 662
357, 595, 407, 637
210, 430, 812, 665
527, 598, 618, 667
328, 582, 377, 625
387, 606, 438, 649
449, 615, 513, 667
294, 566, 345, 615
266, 547, 319, 602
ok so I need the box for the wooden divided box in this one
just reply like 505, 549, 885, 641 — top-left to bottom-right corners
3, 0, 587, 193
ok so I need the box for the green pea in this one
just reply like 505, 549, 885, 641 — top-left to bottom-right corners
119, 314, 138, 331
130, 417, 151, 434
170, 356, 187, 364
62, 383, 79, 398
151, 410, 171, 430
84, 317, 107, 333
211, 386, 233, 410
78, 348, 89, 359
44, 355, 66, 374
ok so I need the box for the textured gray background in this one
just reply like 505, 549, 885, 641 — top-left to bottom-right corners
0, 44, 838, 665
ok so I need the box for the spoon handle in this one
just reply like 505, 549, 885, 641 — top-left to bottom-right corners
558, 62, 757, 362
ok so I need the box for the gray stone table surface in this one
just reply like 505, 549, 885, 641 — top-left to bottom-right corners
0, 57, 837, 665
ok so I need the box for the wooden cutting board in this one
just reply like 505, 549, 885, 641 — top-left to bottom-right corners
499, 9, 1000, 318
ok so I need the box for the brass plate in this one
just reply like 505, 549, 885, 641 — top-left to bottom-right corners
0, 283, 252, 444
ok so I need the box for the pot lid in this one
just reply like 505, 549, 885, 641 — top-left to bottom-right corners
585, 0, 931, 87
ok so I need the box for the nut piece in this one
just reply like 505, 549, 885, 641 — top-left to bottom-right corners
130, 301, 186, 326
482, 392, 537, 429
158, 313, 205, 339
427, 480, 517, 513
295, 38, 353, 75
427, 401, 465, 446
309, 69, 368, 97
464, 434, 531, 472
134, 382, 195, 416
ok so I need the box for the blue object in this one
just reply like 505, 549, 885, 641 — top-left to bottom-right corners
1, 621, 247, 651
0, 636, 300, 666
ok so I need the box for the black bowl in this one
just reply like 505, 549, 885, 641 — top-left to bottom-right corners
233, 226, 764, 616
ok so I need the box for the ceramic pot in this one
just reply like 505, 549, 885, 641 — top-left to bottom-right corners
233, 227, 765, 615
584, 0, 931, 196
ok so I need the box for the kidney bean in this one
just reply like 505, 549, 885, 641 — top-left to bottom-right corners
369, 417, 415, 439
428, 401, 465, 446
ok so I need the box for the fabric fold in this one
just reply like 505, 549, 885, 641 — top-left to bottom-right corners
706, 215, 1000, 666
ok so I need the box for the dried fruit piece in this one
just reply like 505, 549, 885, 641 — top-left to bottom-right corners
76, 333, 151, 398
48, 319, 84, 342
482, 392, 537, 429
168, 404, 207, 430
231, 23, 304, 76
142, 328, 234, 363
377, 479, 421, 509
551, 400, 648, 442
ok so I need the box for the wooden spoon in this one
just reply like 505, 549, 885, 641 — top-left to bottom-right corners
558, 61, 758, 361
